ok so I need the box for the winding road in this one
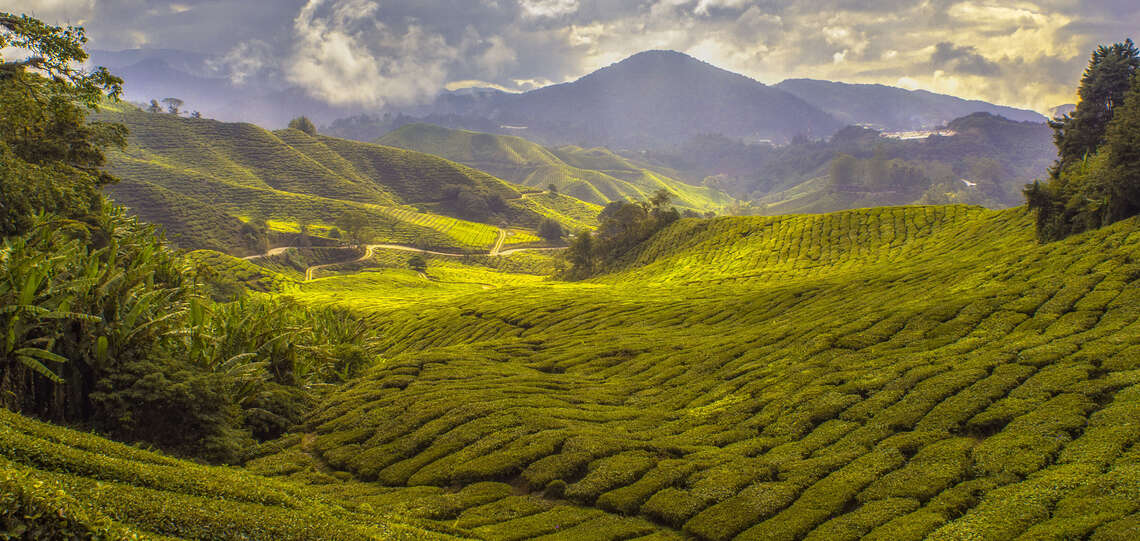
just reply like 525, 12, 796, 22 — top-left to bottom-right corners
244, 228, 566, 282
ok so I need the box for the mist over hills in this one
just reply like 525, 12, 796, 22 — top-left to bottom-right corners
774, 79, 1047, 130
88, 49, 366, 127
96, 47, 1051, 150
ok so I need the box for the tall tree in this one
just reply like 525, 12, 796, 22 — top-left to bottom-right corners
1027, 40, 1140, 241
1050, 39, 1139, 173
1101, 77, 1140, 222
537, 218, 564, 242
0, 12, 125, 236
161, 97, 184, 115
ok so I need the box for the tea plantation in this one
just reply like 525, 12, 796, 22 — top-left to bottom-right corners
264, 205, 1140, 540
6, 203, 1140, 540
95, 107, 597, 254
378, 123, 734, 211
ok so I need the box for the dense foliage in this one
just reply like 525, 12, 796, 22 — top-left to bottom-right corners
0, 208, 387, 461
0, 12, 125, 236
0, 12, 393, 463
288, 115, 318, 136
1026, 40, 1140, 240
560, 191, 680, 279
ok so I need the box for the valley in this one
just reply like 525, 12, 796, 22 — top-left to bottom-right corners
4, 8, 1140, 541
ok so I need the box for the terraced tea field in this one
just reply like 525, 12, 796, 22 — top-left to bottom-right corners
0, 409, 463, 540
263, 205, 1140, 540
96, 107, 599, 254
378, 123, 734, 212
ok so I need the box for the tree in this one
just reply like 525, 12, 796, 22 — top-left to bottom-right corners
0, 12, 125, 236
537, 218, 564, 242
1100, 77, 1140, 223
1050, 39, 1139, 173
162, 97, 184, 115
191, 110, 202, 119
297, 221, 312, 248
829, 154, 858, 189
649, 189, 672, 210
288, 116, 318, 135
335, 210, 370, 246
147, 99, 162, 113
547, 183, 558, 194
564, 230, 594, 278
1027, 40, 1140, 241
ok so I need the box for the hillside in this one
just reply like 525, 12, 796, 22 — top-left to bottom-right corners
645, 112, 1055, 212
209, 204, 1140, 540
95, 106, 599, 255
775, 79, 1046, 130
378, 123, 735, 211
0, 408, 464, 539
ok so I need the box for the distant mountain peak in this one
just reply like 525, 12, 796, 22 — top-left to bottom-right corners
597, 49, 749, 81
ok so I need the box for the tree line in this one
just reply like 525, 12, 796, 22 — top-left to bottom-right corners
1026, 39, 1140, 241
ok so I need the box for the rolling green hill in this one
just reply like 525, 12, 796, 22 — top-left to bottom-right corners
377, 124, 734, 212
253, 205, 1140, 540
8, 203, 1140, 539
0, 408, 463, 540
95, 107, 599, 255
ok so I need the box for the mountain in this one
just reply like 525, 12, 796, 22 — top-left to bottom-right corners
95, 103, 600, 255
348, 50, 843, 148
489, 50, 842, 146
775, 78, 1047, 130
377, 123, 735, 211
641, 112, 1055, 213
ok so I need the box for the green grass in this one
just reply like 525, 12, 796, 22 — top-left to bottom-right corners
256, 204, 1140, 540
378, 123, 734, 212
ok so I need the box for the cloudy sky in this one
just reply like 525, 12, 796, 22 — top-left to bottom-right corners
7, 0, 1140, 113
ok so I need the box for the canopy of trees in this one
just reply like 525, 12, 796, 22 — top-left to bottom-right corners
0, 13, 383, 464
288, 115, 318, 136
537, 218, 564, 242
561, 190, 681, 279
0, 13, 125, 236
1026, 39, 1140, 241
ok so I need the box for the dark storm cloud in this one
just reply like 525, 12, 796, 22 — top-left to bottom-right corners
931, 42, 1001, 76
5, 0, 1139, 112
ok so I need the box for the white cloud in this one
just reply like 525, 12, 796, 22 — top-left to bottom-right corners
207, 40, 275, 85
519, 0, 578, 19
694, 0, 752, 16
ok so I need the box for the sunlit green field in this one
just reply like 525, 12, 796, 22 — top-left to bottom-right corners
261, 204, 1140, 540
10, 203, 1140, 540
97, 107, 598, 255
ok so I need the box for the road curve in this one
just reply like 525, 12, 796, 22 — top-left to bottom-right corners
241, 226, 566, 281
